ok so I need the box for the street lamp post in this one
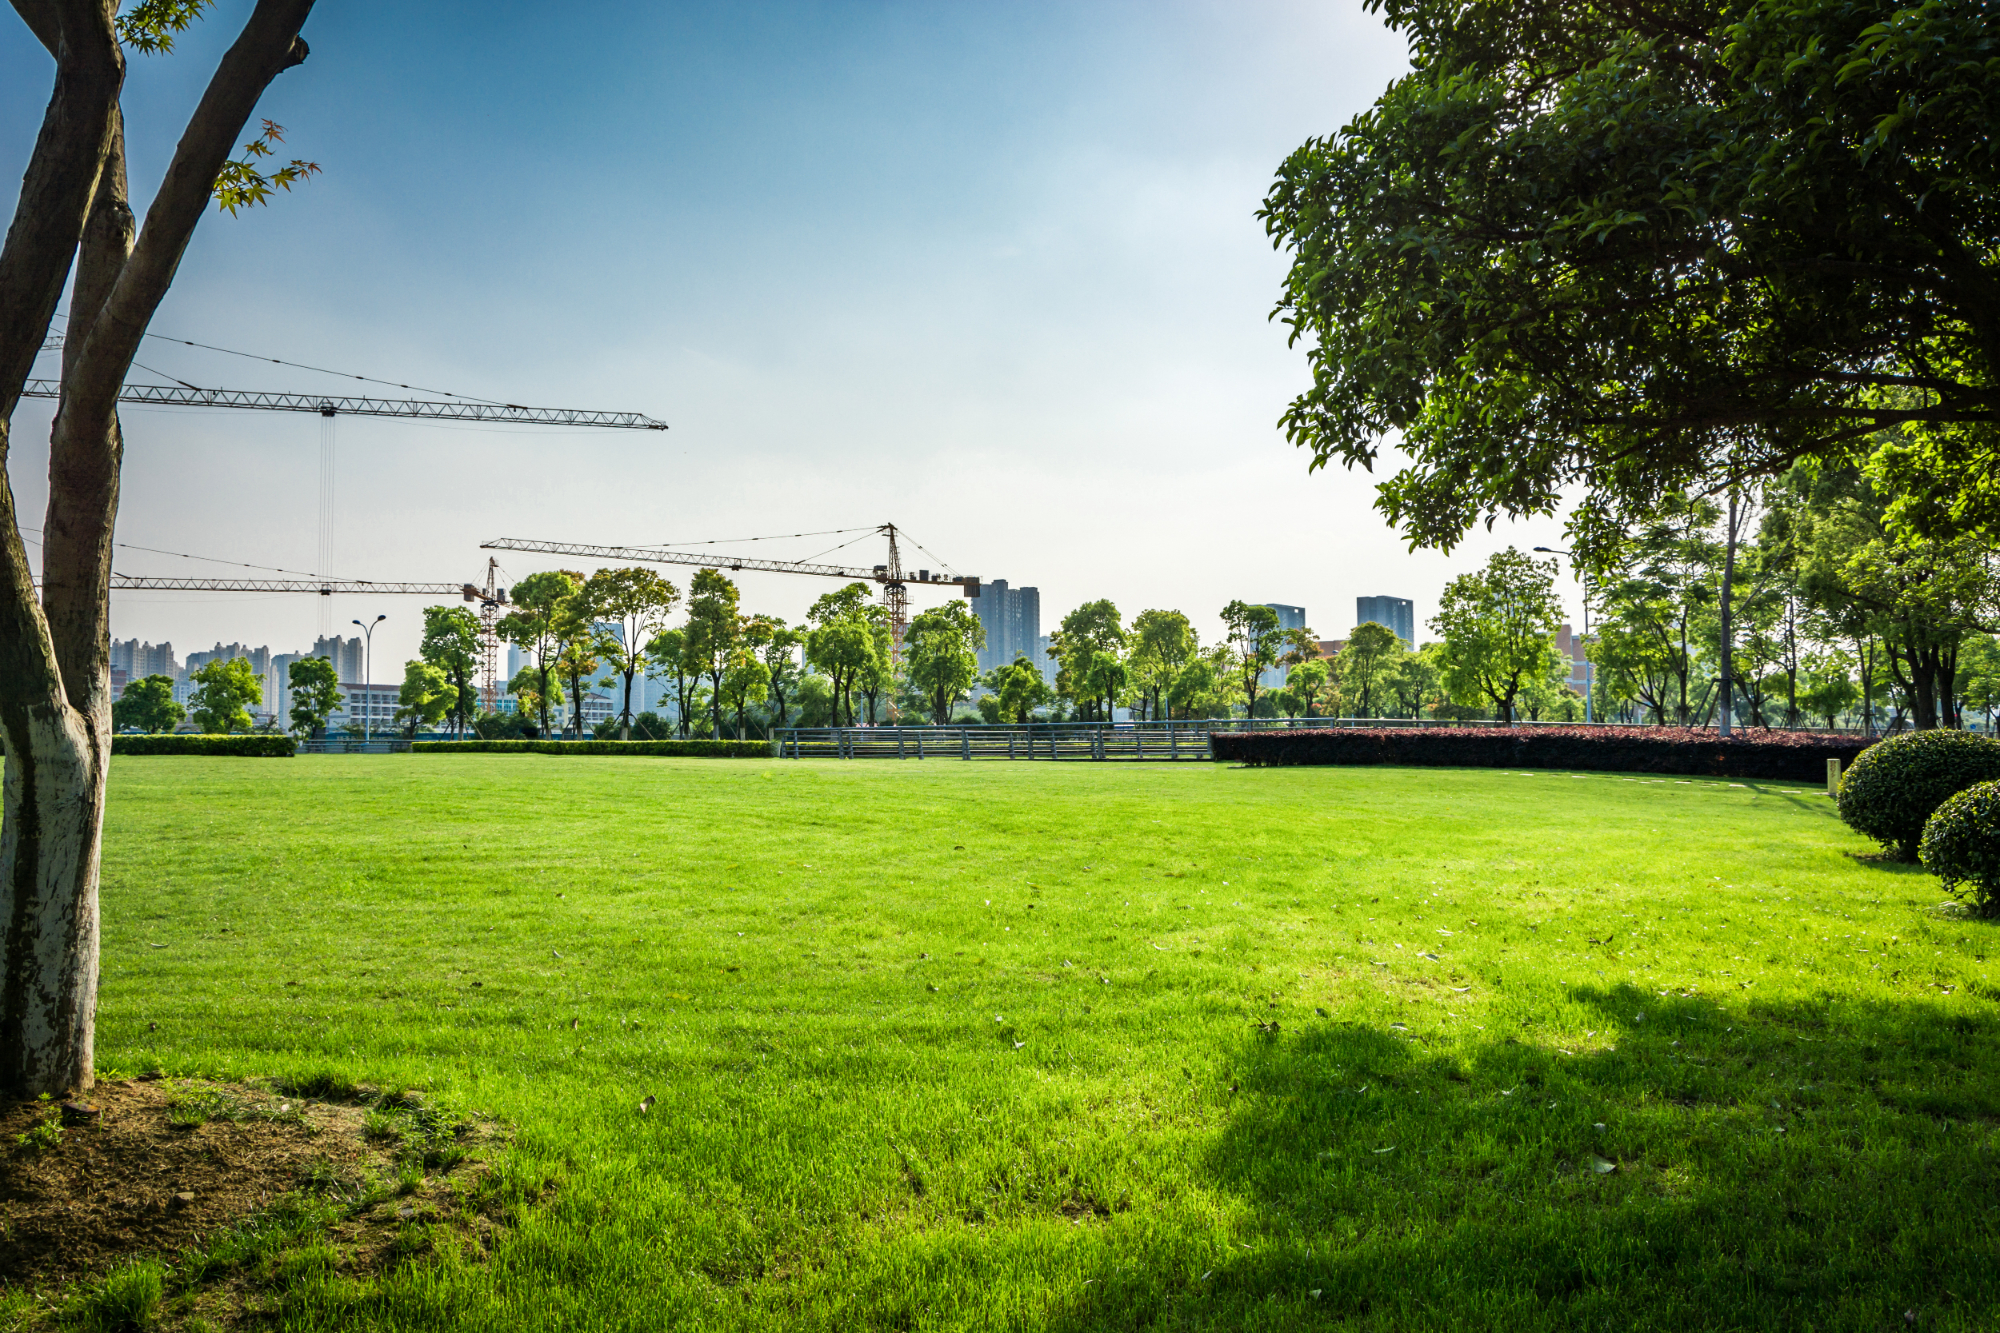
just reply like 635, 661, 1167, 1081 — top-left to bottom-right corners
352, 615, 386, 742
1533, 547, 1593, 724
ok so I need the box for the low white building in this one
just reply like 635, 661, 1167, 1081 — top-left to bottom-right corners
331, 681, 401, 736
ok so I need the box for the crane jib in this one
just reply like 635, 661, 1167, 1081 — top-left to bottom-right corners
18, 380, 668, 430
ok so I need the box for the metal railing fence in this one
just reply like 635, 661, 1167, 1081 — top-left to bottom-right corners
774, 721, 1216, 761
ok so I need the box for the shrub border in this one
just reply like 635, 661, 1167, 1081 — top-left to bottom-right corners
412, 739, 771, 758
111, 734, 296, 757
1209, 726, 1872, 782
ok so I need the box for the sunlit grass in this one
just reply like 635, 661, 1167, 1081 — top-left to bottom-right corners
92, 755, 2000, 1330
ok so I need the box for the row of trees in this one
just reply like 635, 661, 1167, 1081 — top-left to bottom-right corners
1586, 460, 2000, 733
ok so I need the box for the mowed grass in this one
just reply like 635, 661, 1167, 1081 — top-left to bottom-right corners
85, 755, 2000, 1330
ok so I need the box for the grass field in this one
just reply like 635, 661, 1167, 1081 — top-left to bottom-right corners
51, 756, 2000, 1328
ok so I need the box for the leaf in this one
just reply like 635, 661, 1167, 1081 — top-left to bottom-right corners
1589, 1155, 1617, 1174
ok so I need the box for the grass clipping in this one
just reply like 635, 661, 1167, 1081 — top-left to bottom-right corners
0, 1075, 532, 1329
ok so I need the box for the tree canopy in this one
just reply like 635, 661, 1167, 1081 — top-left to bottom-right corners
1431, 547, 1567, 723
1261, 0, 2000, 557
111, 674, 182, 734
187, 657, 260, 734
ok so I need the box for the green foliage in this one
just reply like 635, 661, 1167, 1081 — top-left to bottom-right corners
760, 622, 807, 729
1920, 781, 2000, 916
1127, 610, 1198, 721
394, 660, 456, 736
1431, 547, 1566, 724
583, 567, 681, 737
187, 656, 261, 734
419, 605, 483, 738
411, 739, 770, 757
1259, 0, 2000, 556
506, 665, 561, 735
1334, 622, 1403, 718
1286, 657, 1332, 717
111, 734, 293, 756
287, 655, 341, 739
15, 1114, 61, 1152
1049, 600, 1125, 722
61, 1257, 164, 1332
685, 568, 744, 738
1220, 601, 1281, 718
904, 601, 986, 725
498, 569, 581, 739
212, 119, 320, 216
977, 657, 1048, 726
117, 0, 212, 54
112, 673, 184, 734
804, 590, 880, 728
1838, 729, 2000, 860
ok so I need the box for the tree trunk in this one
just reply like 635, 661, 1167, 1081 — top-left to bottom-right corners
1, 0, 313, 1097
1717, 493, 1738, 738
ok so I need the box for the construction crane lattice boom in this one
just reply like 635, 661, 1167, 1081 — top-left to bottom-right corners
20, 380, 667, 430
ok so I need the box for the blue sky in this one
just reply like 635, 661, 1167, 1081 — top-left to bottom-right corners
4, 1, 1584, 669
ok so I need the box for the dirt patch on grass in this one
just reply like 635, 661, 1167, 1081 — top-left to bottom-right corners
0, 1079, 382, 1286
0, 1076, 525, 1327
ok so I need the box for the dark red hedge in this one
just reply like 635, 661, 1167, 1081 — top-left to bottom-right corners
1209, 726, 1874, 782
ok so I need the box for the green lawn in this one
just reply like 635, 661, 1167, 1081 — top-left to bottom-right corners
69, 756, 2000, 1329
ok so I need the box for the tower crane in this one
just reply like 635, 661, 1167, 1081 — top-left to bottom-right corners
110, 558, 514, 710
481, 524, 979, 667
27, 330, 664, 709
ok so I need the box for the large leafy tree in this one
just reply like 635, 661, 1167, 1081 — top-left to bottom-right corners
1335, 621, 1402, 718
906, 601, 985, 725
1261, 0, 2000, 559
110, 673, 180, 733
0, 0, 317, 1097
419, 605, 481, 738
287, 655, 339, 738
760, 621, 805, 730
684, 568, 741, 738
187, 656, 259, 733
583, 566, 679, 740
1127, 609, 1197, 723
1220, 601, 1282, 719
496, 570, 581, 740
1050, 600, 1125, 722
804, 584, 877, 728
1431, 547, 1567, 723
394, 660, 455, 737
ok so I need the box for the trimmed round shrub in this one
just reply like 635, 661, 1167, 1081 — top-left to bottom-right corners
1838, 729, 2000, 860
1921, 781, 2000, 916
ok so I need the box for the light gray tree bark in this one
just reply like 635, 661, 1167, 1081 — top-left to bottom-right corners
0, 0, 315, 1098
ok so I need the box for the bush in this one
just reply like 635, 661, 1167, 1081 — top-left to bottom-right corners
1920, 781, 2000, 915
1209, 725, 1870, 782
1837, 729, 2000, 860
411, 739, 770, 758
111, 734, 294, 757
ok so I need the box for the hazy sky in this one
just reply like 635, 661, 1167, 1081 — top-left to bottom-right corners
4, 1, 1586, 672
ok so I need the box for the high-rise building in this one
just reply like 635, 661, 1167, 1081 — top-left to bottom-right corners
1356, 595, 1415, 647
271, 652, 310, 727
1257, 604, 1309, 689
312, 634, 365, 683
1263, 603, 1307, 631
110, 638, 178, 679
973, 580, 1044, 677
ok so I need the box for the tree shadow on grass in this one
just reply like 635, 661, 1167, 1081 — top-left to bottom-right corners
1042, 986, 2000, 1332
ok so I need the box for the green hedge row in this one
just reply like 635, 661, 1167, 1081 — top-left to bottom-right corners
411, 739, 771, 758
112, 734, 295, 757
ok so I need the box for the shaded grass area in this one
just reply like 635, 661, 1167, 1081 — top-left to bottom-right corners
82, 756, 2000, 1329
